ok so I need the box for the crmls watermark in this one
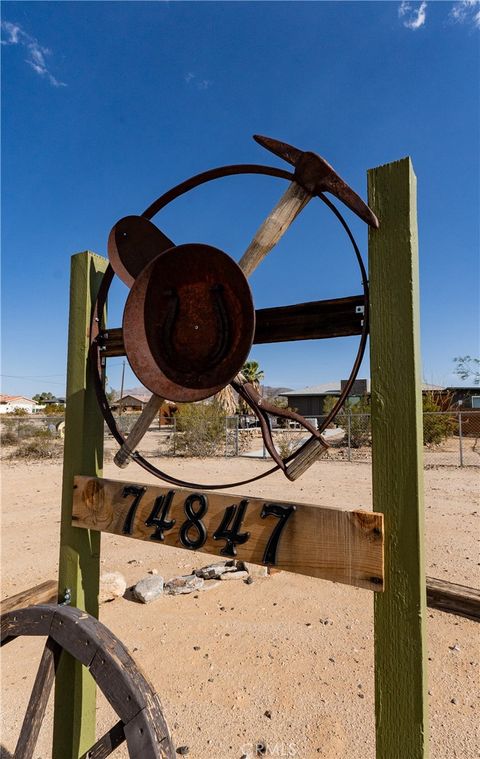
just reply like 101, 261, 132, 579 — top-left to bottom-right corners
240, 741, 298, 757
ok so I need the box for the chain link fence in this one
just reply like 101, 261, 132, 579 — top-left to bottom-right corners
1, 411, 479, 467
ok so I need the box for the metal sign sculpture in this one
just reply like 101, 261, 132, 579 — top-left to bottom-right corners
90, 134, 378, 489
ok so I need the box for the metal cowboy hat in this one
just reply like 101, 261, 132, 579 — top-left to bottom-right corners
122, 242, 255, 403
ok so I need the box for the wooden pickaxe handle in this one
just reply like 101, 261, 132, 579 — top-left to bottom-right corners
114, 178, 311, 470
113, 394, 164, 468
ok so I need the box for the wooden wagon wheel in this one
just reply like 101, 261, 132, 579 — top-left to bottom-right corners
1, 604, 175, 759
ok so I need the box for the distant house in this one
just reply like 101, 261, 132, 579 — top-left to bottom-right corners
0, 395, 45, 414
111, 394, 151, 412
445, 387, 480, 409
111, 395, 177, 423
280, 380, 446, 417
43, 396, 66, 408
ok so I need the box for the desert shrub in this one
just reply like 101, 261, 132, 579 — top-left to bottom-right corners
12, 408, 29, 416
423, 393, 456, 446
43, 404, 65, 415
274, 430, 305, 459
1, 429, 19, 445
33, 428, 56, 439
173, 402, 226, 457
10, 438, 63, 460
335, 397, 372, 448
17, 423, 40, 439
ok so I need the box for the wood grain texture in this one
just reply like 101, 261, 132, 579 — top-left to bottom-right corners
0, 579, 57, 614
284, 438, 328, 481
368, 159, 429, 757
114, 394, 164, 468
238, 182, 311, 278
1, 605, 55, 644
14, 637, 62, 759
426, 577, 480, 622
53, 251, 108, 759
4, 604, 175, 758
72, 475, 384, 591
78, 721, 126, 759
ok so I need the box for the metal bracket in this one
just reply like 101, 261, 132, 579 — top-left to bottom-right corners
59, 587, 72, 606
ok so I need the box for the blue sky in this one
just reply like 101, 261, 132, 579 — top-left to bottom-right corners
1, 1, 479, 397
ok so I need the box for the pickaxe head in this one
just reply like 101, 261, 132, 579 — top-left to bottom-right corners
254, 134, 379, 229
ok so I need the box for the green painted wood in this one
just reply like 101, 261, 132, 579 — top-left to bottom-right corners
368, 159, 429, 758
53, 251, 108, 759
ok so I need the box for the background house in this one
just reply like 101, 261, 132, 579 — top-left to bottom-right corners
111, 394, 177, 424
280, 380, 447, 418
0, 395, 45, 414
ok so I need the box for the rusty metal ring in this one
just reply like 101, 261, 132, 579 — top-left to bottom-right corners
90, 163, 368, 490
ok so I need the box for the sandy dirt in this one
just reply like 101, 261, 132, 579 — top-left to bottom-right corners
1, 456, 479, 758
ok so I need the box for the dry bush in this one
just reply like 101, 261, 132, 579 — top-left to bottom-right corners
172, 402, 226, 457
10, 438, 63, 461
274, 430, 305, 459
1, 429, 19, 446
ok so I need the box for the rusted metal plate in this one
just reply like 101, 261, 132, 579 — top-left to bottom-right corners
108, 216, 174, 288
123, 244, 255, 402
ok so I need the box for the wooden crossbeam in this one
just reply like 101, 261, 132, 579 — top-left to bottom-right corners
100, 294, 365, 358
0, 580, 58, 615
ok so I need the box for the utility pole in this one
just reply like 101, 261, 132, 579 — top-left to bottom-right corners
119, 359, 125, 417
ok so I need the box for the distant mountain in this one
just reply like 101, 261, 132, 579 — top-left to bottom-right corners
118, 384, 293, 401
122, 386, 152, 399
261, 385, 293, 399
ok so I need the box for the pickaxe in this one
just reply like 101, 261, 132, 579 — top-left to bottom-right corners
112, 135, 378, 477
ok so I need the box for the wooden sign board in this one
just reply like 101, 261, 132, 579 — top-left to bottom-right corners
72, 476, 384, 591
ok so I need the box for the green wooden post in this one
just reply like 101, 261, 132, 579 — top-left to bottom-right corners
368, 159, 429, 758
53, 251, 108, 758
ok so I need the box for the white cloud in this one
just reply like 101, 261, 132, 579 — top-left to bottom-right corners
450, 0, 480, 28
1, 20, 66, 87
399, 1, 428, 29
184, 71, 213, 91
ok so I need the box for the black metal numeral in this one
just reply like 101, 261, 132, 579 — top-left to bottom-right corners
122, 485, 147, 535
145, 490, 176, 541
179, 493, 208, 549
260, 502, 296, 565
213, 500, 250, 557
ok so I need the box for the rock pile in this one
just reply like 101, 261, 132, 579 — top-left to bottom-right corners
131, 559, 269, 604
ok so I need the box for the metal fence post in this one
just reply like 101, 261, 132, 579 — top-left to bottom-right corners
347, 411, 352, 462
235, 416, 239, 457
459, 411, 464, 467
173, 415, 177, 456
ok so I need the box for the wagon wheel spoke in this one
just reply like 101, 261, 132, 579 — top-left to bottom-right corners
79, 720, 126, 759
14, 636, 62, 759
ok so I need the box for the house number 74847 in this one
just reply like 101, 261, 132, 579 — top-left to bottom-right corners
120, 485, 296, 566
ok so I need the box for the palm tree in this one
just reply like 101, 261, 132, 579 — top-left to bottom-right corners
241, 360, 264, 391
214, 385, 238, 416
238, 360, 264, 416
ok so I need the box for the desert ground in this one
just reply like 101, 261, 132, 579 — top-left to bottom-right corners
1, 452, 479, 758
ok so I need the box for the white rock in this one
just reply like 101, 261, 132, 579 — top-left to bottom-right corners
165, 574, 204, 595
236, 560, 269, 578
195, 562, 237, 580
219, 570, 249, 581
133, 575, 165, 603
198, 580, 220, 592
99, 572, 127, 603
